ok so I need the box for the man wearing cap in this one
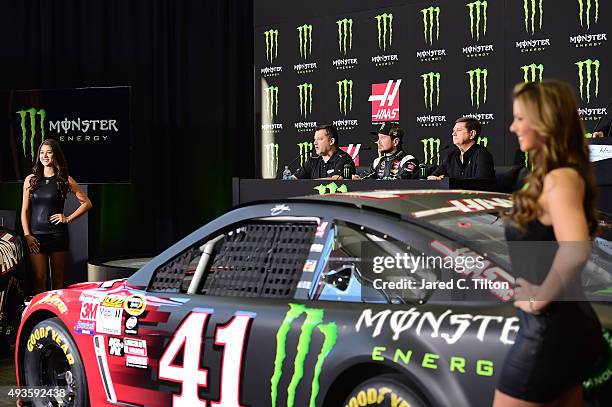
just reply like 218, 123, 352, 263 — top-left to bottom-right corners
354, 123, 420, 180
292, 124, 356, 180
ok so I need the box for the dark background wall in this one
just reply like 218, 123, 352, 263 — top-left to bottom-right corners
0, 0, 254, 258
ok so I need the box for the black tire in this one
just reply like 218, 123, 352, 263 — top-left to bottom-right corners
342, 374, 427, 407
22, 317, 89, 407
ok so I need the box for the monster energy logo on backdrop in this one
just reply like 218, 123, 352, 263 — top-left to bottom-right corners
337, 18, 353, 54
265, 29, 279, 63
521, 64, 544, 82
421, 6, 440, 45
375, 13, 393, 51
467, 1, 487, 41
264, 143, 279, 176
466, 68, 488, 109
577, 0, 599, 30
270, 304, 338, 407
265, 86, 279, 120
336, 79, 353, 114
421, 137, 441, 165
523, 0, 543, 35
297, 141, 314, 166
576, 59, 600, 103
421, 72, 441, 110
16, 108, 46, 160
297, 24, 313, 59
477, 136, 488, 147
297, 83, 313, 117
314, 182, 348, 195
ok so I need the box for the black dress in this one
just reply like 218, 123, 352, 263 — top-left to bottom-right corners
498, 218, 608, 402
29, 175, 69, 253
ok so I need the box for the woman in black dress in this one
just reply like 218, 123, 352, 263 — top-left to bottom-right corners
20, 139, 92, 294
494, 81, 607, 406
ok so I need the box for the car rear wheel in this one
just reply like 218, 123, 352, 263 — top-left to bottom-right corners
343, 374, 427, 407
22, 317, 89, 406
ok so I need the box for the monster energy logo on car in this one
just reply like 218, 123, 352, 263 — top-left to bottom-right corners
270, 304, 338, 407
297, 24, 313, 59
16, 108, 46, 160
421, 72, 441, 110
375, 13, 393, 51
467, 1, 487, 41
421, 6, 440, 45
466, 68, 488, 109
576, 59, 600, 103
336, 79, 353, 114
477, 136, 488, 147
421, 137, 441, 165
336, 18, 353, 54
314, 182, 348, 194
265, 29, 279, 63
264, 143, 279, 176
265, 86, 279, 120
521, 64, 544, 82
297, 141, 314, 166
523, 0, 543, 35
577, 0, 599, 30
297, 83, 313, 117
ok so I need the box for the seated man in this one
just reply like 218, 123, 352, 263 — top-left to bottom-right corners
354, 123, 419, 180
293, 124, 356, 180
428, 117, 495, 180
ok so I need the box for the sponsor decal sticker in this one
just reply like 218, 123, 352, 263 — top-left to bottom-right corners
123, 294, 147, 316
96, 306, 123, 336
35, 293, 68, 314
125, 316, 140, 336
108, 337, 124, 356
303, 260, 318, 273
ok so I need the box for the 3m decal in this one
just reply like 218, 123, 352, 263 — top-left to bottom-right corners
124, 294, 147, 316
26, 326, 75, 365
80, 301, 98, 321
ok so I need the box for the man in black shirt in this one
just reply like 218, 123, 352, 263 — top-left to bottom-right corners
428, 117, 495, 180
293, 124, 356, 180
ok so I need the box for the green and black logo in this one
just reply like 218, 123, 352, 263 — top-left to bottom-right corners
577, 0, 599, 30
521, 63, 544, 82
421, 72, 441, 110
336, 79, 353, 115
421, 137, 441, 165
265, 143, 279, 176
466, 68, 488, 109
576, 59, 600, 103
265, 86, 279, 120
314, 182, 348, 195
265, 29, 279, 63
297, 141, 314, 166
270, 304, 338, 407
16, 108, 46, 160
297, 24, 313, 59
297, 83, 313, 117
421, 6, 440, 45
336, 18, 353, 54
477, 136, 488, 147
523, 0, 543, 35
375, 13, 393, 51
467, 1, 487, 41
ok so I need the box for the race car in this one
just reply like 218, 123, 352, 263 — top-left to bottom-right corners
0, 226, 25, 357
14, 190, 612, 406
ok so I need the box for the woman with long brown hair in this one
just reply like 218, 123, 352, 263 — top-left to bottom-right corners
20, 139, 92, 294
494, 80, 607, 406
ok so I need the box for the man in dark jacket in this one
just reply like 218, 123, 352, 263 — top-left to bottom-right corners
428, 117, 495, 180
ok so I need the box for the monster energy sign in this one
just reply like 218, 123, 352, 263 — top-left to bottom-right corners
16, 108, 46, 160
577, 0, 599, 30
265, 143, 279, 176
523, 0, 543, 35
297, 141, 314, 166
467, 1, 487, 41
336, 18, 352, 54
421, 6, 440, 45
336, 79, 353, 114
265, 29, 279, 63
521, 64, 544, 82
576, 59, 600, 103
421, 72, 441, 110
265, 86, 279, 120
421, 137, 441, 166
297, 83, 313, 117
297, 24, 312, 59
375, 13, 393, 51
466, 68, 488, 109
314, 182, 348, 195
270, 304, 338, 407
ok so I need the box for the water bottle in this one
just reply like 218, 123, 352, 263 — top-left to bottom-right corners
282, 166, 292, 180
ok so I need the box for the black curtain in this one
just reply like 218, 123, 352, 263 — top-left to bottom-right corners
0, 0, 254, 258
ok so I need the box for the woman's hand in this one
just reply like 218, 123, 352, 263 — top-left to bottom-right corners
25, 235, 40, 253
513, 277, 549, 314
49, 213, 68, 224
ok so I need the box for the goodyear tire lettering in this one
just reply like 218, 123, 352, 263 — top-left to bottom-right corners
344, 387, 410, 407
26, 326, 75, 364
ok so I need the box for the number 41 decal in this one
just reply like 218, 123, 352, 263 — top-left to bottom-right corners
159, 309, 254, 407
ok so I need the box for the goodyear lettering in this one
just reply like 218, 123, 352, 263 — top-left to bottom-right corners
344, 387, 410, 407
26, 326, 75, 365
35, 293, 68, 314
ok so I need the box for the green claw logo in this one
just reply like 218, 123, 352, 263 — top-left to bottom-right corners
575, 59, 600, 103
466, 68, 488, 109
421, 6, 440, 45
270, 304, 338, 407
297, 24, 313, 59
523, 0, 543, 35
336, 18, 353, 54
336, 79, 353, 115
477, 136, 489, 147
265, 86, 279, 120
421, 137, 441, 166
265, 143, 279, 176
297, 83, 313, 117
521, 64, 544, 82
467, 1, 487, 41
375, 13, 393, 51
314, 183, 348, 195
297, 141, 314, 166
265, 29, 279, 63
421, 72, 441, 110
577, 0, 599, 30
16, 108, 46, 161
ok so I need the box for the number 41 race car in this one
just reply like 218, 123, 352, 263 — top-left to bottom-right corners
14, 190, 612, 406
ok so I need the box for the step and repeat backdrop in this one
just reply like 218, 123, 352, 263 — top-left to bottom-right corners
255, 0, 610, 178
